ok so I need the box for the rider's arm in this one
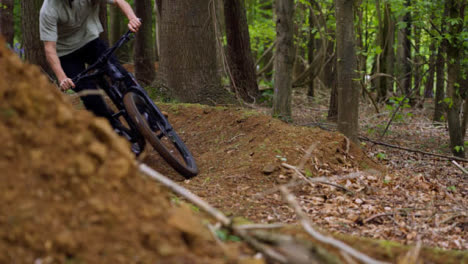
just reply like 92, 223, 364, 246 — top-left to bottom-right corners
112, 0, 141, 32
44, 41, 75, 90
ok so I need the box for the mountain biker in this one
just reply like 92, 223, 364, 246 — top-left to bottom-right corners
39, 0, 141, 126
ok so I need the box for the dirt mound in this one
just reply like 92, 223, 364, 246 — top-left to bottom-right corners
0, 40, 229, 263
145, 104, 380, 221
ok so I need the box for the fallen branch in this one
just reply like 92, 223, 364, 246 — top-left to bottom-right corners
236, 223, 287, 230
359, 136, 468, 163
451, 160, 468, 174
139, 164, 288, 264
280, 186, 389, 264
282, 163, 354, 194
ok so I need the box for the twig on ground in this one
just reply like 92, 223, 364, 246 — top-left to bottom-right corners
298, 143, 318, 170
359, 136, 468, 163
139, 163, 288, 264
255, 172, 361, 197
282, 163, 354, 194
451, 161, 468, 174
279, 186, 389, 264
236, 223, 287, 230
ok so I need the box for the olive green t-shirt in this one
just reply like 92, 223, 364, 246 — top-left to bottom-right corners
40, 0, 114, 57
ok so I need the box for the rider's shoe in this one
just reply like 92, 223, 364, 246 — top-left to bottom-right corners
131, 142, 143, 156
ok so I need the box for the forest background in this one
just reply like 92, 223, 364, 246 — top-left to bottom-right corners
1, 0, 467, 158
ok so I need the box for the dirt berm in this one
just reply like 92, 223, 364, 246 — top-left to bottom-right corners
0, 41, 235, 263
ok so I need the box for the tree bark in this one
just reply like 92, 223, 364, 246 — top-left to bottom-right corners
223, 0, 260, 103
433, 2, 449, 123
374, 0, 395, 101
109, 5, 130, 63
433, 45, 446, 122
396, 0, 412, 97
99, 2, 109, 44
307, 8, 316, 97
424, 39, 436, 99
272, 0, 295, 121
21, 0, 52, 76
157, 0, 234, 104
0, 0, 14, 46
134, 0, 156, 85
336, 0, 359, 142
446, 0, 465, 157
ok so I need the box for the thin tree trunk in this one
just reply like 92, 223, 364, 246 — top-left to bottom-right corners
424, 39, 436, 98
223, 0, 260, 103
413, 26, 423, 102
134, 0, 156, 85
307, 8, 316, 97
433, 2, 449, 123
21, 0, 52, 76
446, 0, 465, 157
273, 0, 295, 121
382, 3, 395, 97
396, 0, 412, 97
157, 0, 233, 104
110, 5, 130, 63
99, 2, 109, 44
336, 0, 359, 142
0, 0, 14, 46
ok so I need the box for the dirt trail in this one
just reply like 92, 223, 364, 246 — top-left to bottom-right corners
0, 40, 231, 263
152, 103, 467, 252
1, 37, 466, 263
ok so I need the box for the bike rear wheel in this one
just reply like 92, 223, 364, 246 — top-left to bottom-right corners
123, 92, 198, 178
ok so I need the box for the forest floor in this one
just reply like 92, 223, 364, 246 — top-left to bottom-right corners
145, 88, 467, 255
1, 38, 466, 263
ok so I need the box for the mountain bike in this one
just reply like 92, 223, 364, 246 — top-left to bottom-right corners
71, 30, 198, 178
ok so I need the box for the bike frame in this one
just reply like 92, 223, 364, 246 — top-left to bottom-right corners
71, 31, 174, 137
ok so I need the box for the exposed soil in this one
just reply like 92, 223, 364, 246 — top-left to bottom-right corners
0, 41, 231, 263
1, 37, 466, 263
151, 102, 466, 253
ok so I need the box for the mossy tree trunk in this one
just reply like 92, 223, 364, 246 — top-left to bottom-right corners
157, 0, 234, 104
336, 0, 359, 143
134, 0, 156, 85
272, 0, 295, 121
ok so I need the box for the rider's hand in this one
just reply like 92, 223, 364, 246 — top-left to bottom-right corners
128, 18, 141, 33
59, 77, 75, 91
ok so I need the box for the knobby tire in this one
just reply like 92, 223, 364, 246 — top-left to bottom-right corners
123, 92, 198, 178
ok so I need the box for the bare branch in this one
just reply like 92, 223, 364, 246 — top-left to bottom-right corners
279, 186, 389, 264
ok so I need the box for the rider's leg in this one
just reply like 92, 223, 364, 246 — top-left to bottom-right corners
59, 45, 115, 120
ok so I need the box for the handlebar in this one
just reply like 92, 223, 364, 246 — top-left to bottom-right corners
71, 30, 135, 85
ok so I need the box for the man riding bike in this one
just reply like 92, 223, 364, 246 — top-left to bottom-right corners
40, 0, 141, 130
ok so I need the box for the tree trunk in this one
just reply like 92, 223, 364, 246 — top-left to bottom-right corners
307, 8, 316, 97
99, 2, 109, 44
424, 39, 436, 99
223, 0, 260, 103
272, 0, 295, 121
381, 3, 395, 99
433, 2, 449, 123
21, 0, 52, 76
446, 0, 465, 158
336, 0, 359, 142
376, 1, 396, 102
413, 26, 423, 102
134, 0, 155, 85
109, 5, 130, 63
0, 0, 14, 46
433, 45, 446, 122
396, 0, 412, 97
157, 0, 233, 104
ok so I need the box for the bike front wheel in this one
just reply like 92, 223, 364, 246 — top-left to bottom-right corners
123, 92, 198, 178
